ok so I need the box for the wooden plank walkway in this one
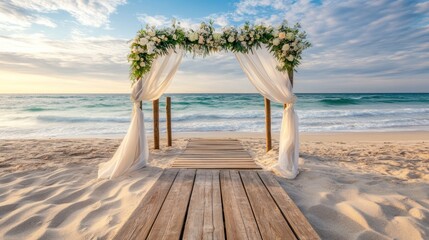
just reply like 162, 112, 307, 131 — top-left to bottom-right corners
115, 169, 320, 240
171, 139, 261, 169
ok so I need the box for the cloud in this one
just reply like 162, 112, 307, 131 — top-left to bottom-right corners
0, 32, 130, 83
0, 0, 126, 30
0, 1, 57, 31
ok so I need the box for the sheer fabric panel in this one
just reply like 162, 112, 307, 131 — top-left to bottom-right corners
98, 48, 183, 179
235, 45, 299, 179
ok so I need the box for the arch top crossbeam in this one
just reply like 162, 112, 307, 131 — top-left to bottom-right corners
128, 20, 311, 82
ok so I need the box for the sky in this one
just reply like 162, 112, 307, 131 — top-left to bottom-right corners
0, 0, 428, 93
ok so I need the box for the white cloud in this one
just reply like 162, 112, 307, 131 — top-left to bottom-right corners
0, 0, 126, 30
137, 14, 171, 27
0, 32, 130, 82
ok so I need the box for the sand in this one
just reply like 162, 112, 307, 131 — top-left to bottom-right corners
0, 132, 428, 239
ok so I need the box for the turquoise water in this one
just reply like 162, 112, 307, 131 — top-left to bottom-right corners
0, 93, 428, 138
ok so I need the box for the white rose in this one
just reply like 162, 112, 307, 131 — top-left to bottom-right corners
278, 61, 285, 68
173, 34, 177, 40
228, 35, 235, 43
291, 42, 297, 47
241, 41, 246, 46
278, 32, 286, 39
272, 38, 280, 46
136, 55, 140, 60
286, 32, 294, 40
151, 36, 159, 42
238, 35, 245, 41
140, 61, 145, 67
286, 55, 294, 62
282, 44, 290, 51
213, 33, 222, 41
198, 35, 205, 44
148, 31, 155, 37
188, 32, 198, 42
139, 38, 149, 46
136, 65, 140, 69
255, 34, 260, 39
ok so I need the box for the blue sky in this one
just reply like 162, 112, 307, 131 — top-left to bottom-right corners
0, 0, 428, 93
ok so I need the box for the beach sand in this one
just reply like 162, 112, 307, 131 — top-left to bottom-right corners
0, 132, 428, 239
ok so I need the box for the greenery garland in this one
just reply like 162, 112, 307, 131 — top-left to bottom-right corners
128, 20, 311, 83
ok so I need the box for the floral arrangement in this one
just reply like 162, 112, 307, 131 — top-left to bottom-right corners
128, 20, 311, 82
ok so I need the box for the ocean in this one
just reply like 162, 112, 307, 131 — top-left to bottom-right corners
0, 93, 428, 138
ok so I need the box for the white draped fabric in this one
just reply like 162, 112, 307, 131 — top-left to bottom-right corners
235, 45, 299, 179
98, 48, 184, 179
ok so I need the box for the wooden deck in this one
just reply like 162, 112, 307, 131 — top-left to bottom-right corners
171, 139, 261, 169
115, 169, 319, 240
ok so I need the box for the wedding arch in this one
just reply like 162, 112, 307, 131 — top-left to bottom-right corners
98, 21, 311, 180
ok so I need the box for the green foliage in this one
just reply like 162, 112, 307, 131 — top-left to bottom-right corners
128, 20, 311, 83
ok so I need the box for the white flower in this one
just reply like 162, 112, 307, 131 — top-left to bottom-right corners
173, 34, 177, 40
228, 35, 235, 43
286, 32, 294, 40
146, 42, 155, 54
198, 35, 205, 44
291, 42, 297, 47
148, 31, 155, 37
241, 41, 246, 46
278, 32, 286, 39
139, 37, 149, 46
255, 34, 260, 39
151, 36, 159, 42
286, 55, 294, 62
213, 33, 222, 41
272, 38, 280, 46
136, 55, 140, 60
282, 44, 290, 51
188, 32, 198, 42
238, 35, 245, 41
136, 65, 140, 69
140, 61, 145, 67
278, 61, 285, 68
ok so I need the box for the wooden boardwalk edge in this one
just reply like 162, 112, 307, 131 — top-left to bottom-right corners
115, 169, 320, 240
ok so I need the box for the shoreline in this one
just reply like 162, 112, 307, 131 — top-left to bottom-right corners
2, 130, 428, 141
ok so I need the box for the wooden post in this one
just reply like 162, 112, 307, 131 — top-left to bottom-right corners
153, 99, 160, 149
140, 101, 142, 110
264, 97, 272, 152
166, 97, 172, 147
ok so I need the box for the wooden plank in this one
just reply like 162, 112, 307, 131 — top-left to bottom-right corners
183, 150, 249, 153
183, 170, 225, 240
174, 161, 256, 164
220, 170, 262, 239
258, 172, 320, 240
113, 169, 179, 240
146, 169, 196, 240
172, 165, 261, 169
173, 161, 257, 164
176, 158, 252, 160
240, 171, 297, 240
166, 96, 172, 147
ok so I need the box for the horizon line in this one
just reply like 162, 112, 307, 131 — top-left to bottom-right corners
0, 92, 428, 95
